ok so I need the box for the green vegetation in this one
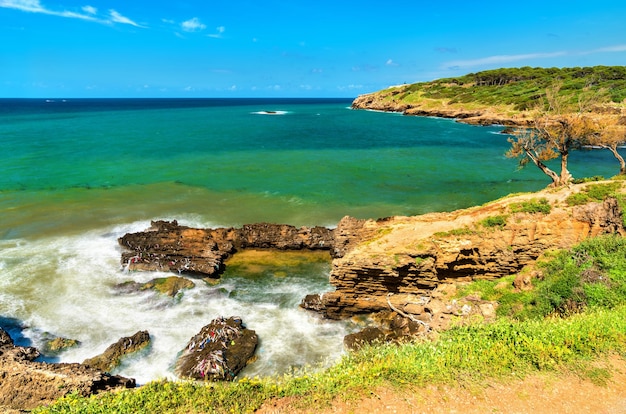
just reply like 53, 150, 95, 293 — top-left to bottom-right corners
35, 235, 626, 413
479, 214, 509, 229
433, 227, 478, 237
565, 182, 623, 206
393, 66, 626, 111
509, 197, 551, 214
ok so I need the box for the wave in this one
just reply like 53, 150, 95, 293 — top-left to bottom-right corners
251, 110, 289, 115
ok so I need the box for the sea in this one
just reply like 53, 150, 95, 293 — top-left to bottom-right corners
0, 98, 621, 384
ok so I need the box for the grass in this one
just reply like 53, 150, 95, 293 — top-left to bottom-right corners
565, 182, 623, 206
509, 197, 551, 214
34, 236, 626, 414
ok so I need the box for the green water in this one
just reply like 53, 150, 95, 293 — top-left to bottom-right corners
0, 98, 622, 382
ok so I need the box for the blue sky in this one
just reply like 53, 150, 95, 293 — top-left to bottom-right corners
1, 0, 625, 98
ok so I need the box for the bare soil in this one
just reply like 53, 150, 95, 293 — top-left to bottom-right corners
258, 356, 626, 414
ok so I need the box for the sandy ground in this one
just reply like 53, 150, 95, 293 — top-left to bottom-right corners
258, 356, 626, 414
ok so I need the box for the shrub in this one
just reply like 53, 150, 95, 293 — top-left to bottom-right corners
509, 198, 551, 214
480, 215, 508, 229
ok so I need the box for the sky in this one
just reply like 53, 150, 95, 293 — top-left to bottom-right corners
1, 0, 625, 98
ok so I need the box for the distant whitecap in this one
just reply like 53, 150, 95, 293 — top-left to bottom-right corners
251, 110, 288, 115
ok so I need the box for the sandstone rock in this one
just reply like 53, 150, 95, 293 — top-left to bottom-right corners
82, 331, 151, 373
175, 316, 257, 381
43, 336, 81, 354
307, 188, 625, 319
0, 328, 135, 411
119, 220, 333, 278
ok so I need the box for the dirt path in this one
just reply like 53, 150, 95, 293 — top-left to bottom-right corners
259, 356, 626, 414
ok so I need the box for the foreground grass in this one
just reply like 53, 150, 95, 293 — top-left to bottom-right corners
35, 235, 626, 413
35, 308, 626, 413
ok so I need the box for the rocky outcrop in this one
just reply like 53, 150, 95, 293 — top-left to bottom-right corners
119, 220, 333, 278
304, 190, 625, 319
83, 331, 151, 373
352, 91, 533, 127
175, 317, 257, 381
0, 328, 135, 411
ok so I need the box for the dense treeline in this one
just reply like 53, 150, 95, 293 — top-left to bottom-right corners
400, 66, 626, 110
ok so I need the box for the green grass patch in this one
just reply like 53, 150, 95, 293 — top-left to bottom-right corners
509, 198, 551, 214
479, 214, 509, 229
434, 227, 478, 237
565, 182, 623, 206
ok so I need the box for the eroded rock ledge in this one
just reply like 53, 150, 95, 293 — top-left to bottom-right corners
305, 193, 624, 319
119, 220, 333, 278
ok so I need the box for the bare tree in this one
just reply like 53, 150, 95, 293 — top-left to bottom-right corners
588, 118, 626, 176
506, 84, 604, 187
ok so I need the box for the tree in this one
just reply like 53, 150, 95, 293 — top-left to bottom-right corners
589, 118, 626, 176
506, 83, 604, 187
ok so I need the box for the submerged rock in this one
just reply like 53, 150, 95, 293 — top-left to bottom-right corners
0, 327, 135, 411
175, 316, 257, 381
82, 330, 151, 373
114, 276, 195, 298
43, 336, 81, 355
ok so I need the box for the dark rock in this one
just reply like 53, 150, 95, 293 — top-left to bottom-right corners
119, 220, 333, 278
300, 293, 326, 312
175, 316, 257, 381
83, 331, 151, 372
344, 326, 385, 351
0, 328, 134, 411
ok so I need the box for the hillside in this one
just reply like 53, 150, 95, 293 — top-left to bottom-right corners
352, 66, 626, 126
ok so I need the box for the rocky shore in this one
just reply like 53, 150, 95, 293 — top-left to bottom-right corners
350, 89, 536, 127
3, 182, 623, 411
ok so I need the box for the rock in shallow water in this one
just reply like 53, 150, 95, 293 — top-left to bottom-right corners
175, 316, 257, 381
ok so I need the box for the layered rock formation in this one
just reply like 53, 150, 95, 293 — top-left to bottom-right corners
119, 220, 333, 278
304, 188, 624, 319
0, 328, 135, 411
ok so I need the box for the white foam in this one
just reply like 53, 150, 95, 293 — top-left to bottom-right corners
0, 222, 350, 383
251, 110, 289, 115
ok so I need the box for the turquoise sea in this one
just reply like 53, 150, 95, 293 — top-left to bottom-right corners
0, 98, 622, 383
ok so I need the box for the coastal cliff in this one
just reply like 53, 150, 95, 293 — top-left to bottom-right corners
306, 184, 624, 319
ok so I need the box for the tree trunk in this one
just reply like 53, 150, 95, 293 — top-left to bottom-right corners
559, 150, 573, 185
603, 145, 626, 175
526, 151, 561, 186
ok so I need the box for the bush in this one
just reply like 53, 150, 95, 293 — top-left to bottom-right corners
480, 215, 508, 229
509, 198, 551, 214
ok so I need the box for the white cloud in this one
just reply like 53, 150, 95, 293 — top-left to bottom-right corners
445, 51, 567, 69
109, 9, 143, 27
444, 44, 626, 70
82, 5, 96, 15
0, 0, 144, 27
208, 26, 225, 38
386, 59, 399, 66
0, 0, 43, 12
181, 17, 206, 32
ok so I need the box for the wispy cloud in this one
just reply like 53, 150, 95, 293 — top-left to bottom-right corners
109, 9, 143, 27
386, 59, 399, 67
0, 0, 144, 27
444, 44, 626, 70
208, 26, 225, 38
445, 51, 566, 69
181, 17, 206, 32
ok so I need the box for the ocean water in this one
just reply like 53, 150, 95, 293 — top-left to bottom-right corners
0, 98, 621, 383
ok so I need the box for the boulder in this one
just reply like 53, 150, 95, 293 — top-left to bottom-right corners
82, 331, 151, 372
0, 328, 134, 411
175, 316, 257, 381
